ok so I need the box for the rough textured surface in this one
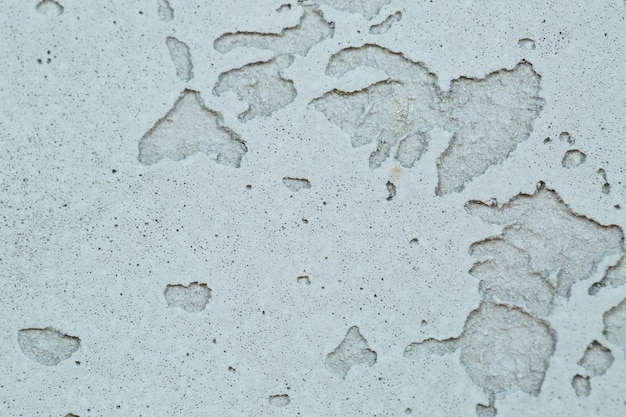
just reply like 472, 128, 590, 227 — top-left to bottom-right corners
562, 149, 586, 168
369, 11, 402, 34
35, 0, 63, 16
17, 328, 80, 366
311, 45, 440, 169
589, 252, 626, 294
214, 56, 296, 121
282, 177, 311, 191
577, 340, 614, 376
406, 302, 556, 413
436, 63, 544, 194
166, 36, 193, 81
603, 298, 626, 353
157, 0, 173, 22
138, 89, 247, 166
312, 45, 544, 193
407, 183, 623, 415
214, 6, 334, 56
164, 282, 212, 312
326, 326, 377, 379
304, 0, 391, 20
268, 394, 290, 407
466, 183, 624, 298
572, 375, 591, 397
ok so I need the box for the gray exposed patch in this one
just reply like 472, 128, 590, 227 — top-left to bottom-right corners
577, 340, 614, 376
572, 374, 591, 397
517, 38, 536, 50
297, 275, 311, 285
326, 326, 377, 379
214, 6, 334, 56
157, 0, 174, 22
469, 237, 556, 317
436, 62, 544, 194
385, 181, 396, 201
283, 177, 311, 191
138, 89, 246, 166
395, 132, 428, 168
406, 183, 623, 415
369, 11, 402, 34
166, 37, 193, 81
559, 131, 574, 145
598, 168, 611, 194
311, 46, 440, 170
18, 327, 80, 366
603, 298, 626, 354
164, 282, 212, 312
301, 0, 391, 20
562, 149, 586, 168
466, 182, 624, 299
311, 45, 545, 194
405, 303, 556, 416
214, 55, 296, 122
36, 0, 64, 16
268, 394, 290, 407
589, 252, 626, 295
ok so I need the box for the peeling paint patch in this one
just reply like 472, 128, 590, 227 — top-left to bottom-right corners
138, 90, 246, 166
311, 45, 544, 194
214, 56, 296, 121
164, 282, 212, 312
18, 328, 80, 366
214, 6, 334, 56
326, 326, 377, 379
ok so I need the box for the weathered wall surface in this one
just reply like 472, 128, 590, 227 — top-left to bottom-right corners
1, 1, 625, 416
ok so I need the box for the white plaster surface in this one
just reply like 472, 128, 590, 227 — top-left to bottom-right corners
1, 1, 625, 416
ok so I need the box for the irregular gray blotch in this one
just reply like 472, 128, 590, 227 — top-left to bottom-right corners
18, 327, 80, 366
469, 237, 556, 317
517, 38, 536, 50
166, 37, 193, 81
326, 326, 377, 379
466, 182, 624, 299
283, 177, 311, 191
577, 340, 614, 376
164, 282, 212, 312
138, 89, 247, 166
214, 55, 296, 122
385, 181, 396, 201
559, 131, 574, 144
369, 11, 402, 34
561, 149, 586, 168
297, 275, 311, 285
572, 374, 590, 397
36, 0, 64, 16
268, 394, 290, 407
597, 168, 611, 195
405, 303, 556, 416
158, 0, 174, 21
301, 0, 391, 20
436, 62, 544, 195
395, 132, 428, 168
406, 183, 623, 416
603, 298, 626, 354
214, 6, 334, 56
589, 252, 626, 294
311, 45, 545, 195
